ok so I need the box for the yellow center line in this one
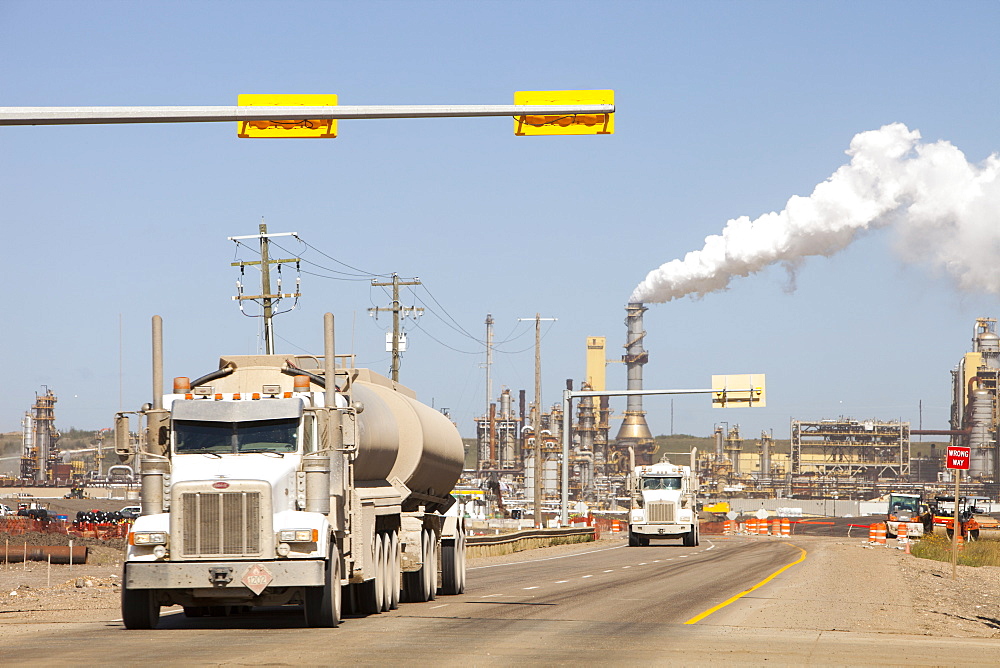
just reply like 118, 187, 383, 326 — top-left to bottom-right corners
683, 543, 807, 625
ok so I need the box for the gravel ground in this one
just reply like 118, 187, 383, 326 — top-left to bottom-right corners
2, 534, 1000, 640
709, 534, 1000, 639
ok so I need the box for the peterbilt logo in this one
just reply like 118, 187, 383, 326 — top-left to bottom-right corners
212, 481, 230, 489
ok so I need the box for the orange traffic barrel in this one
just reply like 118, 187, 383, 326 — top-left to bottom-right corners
759, 518, 769, 536
875, 524, 887, 545
898, 523, 909, 544
780, 518, 791, 536
869, 524, 878, 542
770, 519, 780, 536
956, 533, 965, 550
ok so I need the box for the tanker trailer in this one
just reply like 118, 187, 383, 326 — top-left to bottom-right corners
117, 313, 466, 629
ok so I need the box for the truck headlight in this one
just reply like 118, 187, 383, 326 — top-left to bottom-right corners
277, 529, 318, 543
130, 531, 168, 546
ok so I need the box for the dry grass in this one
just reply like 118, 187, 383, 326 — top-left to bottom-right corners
911, 531, 1000, 567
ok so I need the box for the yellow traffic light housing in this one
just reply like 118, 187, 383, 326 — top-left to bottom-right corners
514, 90, 614, 136
237, 94, 338, 138
711, 374, 767, 408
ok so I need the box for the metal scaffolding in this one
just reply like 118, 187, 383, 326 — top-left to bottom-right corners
790, 418, 910, 478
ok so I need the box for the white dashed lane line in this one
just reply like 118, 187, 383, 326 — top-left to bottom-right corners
481, 540, 718, 597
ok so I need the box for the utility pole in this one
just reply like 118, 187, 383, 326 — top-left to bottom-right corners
518, 313, 557, 528
483, 314, 494, 471
369, 274, 423, 382
229, 223, 301, 354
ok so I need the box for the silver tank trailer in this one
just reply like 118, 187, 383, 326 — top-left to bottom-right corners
206, 358, 464, 506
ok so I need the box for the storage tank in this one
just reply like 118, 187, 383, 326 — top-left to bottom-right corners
969, 388, 996, 480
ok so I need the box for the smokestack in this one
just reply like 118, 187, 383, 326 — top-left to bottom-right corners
616, 302, 654, 465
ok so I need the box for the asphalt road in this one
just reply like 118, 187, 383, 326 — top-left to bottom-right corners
3, 537, 998, 665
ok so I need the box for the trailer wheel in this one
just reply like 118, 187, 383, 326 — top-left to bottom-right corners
427, 530, 438, 600
305, 544, 342, 627
389, 532, 400, 610
183, 606, 207, 618
441, 540, 462, 595
357, 532, 384, 615
380, 533, 393, 612
403, 529, 437, 603
121, 585, 159, 630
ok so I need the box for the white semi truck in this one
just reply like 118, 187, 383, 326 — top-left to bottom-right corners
627, 451, 699, 547
118, 314, 466, 629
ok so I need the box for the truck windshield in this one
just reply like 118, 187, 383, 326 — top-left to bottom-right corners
642, 477, 682, 490
174, 418, 299, 454
889, 495, 918, 513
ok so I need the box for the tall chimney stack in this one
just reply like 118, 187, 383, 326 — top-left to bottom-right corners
616, 303, 655, 465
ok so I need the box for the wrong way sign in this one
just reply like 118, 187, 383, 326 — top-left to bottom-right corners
947, 446, 971, 470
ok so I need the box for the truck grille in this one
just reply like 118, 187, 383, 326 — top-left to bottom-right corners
172, 482, 272, 559
646, 501, 676, 523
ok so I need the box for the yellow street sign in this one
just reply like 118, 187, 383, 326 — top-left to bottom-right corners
514, 90, 614, 136
237, 94, 337, 138
712, 374, 766, 408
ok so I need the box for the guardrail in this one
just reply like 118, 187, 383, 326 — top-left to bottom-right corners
466, 527, 596, 558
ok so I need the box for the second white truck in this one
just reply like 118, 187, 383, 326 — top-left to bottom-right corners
627, 451, 699, 547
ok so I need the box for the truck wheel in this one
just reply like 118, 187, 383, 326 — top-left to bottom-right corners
970, 529, 980, 541
121, 585, 159, 630
358, 533, 384, 614
389, 531, 401, 609
403, 529, 437, 603
380, 533, 393, 612
683, 529, 695, 547
441, 540, 462, 595
305, 544, 342, 627
628, 532, 640, 547
428, 530, 438, 600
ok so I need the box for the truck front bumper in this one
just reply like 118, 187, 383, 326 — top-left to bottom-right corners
631, 524, 691, 536
124, 559, 324, 590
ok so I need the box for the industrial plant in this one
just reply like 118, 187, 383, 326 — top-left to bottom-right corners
467, 307, 1000, 518
1, 387, 103, 487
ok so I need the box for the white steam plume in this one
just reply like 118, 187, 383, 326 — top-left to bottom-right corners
630, 123, 1000, 303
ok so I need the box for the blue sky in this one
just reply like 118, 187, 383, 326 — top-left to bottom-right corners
2, 1, 999, 442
